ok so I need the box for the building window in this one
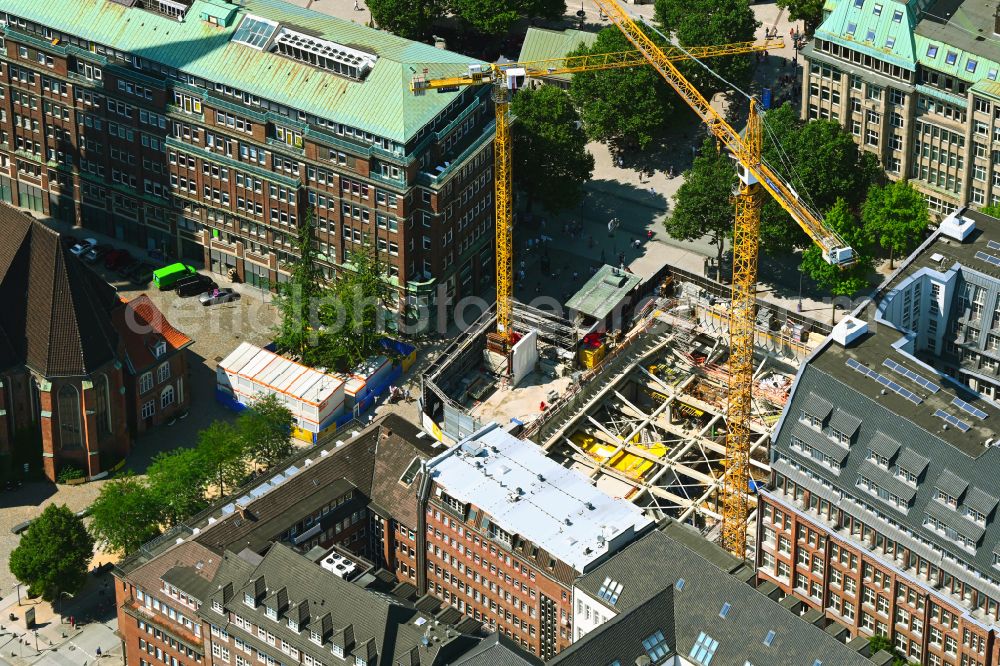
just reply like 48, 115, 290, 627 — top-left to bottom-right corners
141, 401, 155, 420
157, 362, 171, 384
161, 385, 175, 409
96, 374, 113, 436
57, 384, 83, 450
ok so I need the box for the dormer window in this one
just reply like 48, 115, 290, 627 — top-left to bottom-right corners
831, 428, 851, 446
212, 600, 223, 613
332, 646, 344, 658
801, 410, 823, 428
936, 490, 958, 508
153, 340, 167, 358
355, 658, 366, 666
244, 592, 256, 608
265, 606, 278, 620
309, 630, 322, 645
288, 618, 298, 632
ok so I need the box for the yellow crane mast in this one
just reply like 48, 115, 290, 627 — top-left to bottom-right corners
591, 0, 854, 558
411, 38, 784, 358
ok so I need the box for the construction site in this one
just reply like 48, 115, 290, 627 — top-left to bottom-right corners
420, 270, 829, 541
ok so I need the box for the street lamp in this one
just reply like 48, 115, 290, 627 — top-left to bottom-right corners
797, 265, 804, 312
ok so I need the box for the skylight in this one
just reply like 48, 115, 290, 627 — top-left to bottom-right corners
399, 456, 422, 486
990, 69, 998, 81
967, 59, 978, 73
927, 45, 938, 58
763, 630, 776, 647
675, 578, 686, 591
231, 14, 279, 50
935, 409, 971, 432
945, 51, 958, 65
886, 36, 895, 48
847, 22, 857, 35
865, 29, 876, 42
689, 632, 719, 666
719, 602, 731, 619
873, 3, 882, 14
642, 631, 670, 662
597, 577, 624, 604
892, 9, 903, 21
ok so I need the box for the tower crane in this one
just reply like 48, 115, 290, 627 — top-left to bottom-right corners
591, 0, 854, 558
411, 38, 784, 362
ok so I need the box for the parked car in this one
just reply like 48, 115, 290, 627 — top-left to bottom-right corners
83, 245, 112, 263
175, 273, 217, 298
69, 238, 98, 256
104, 249, 132, 271
116, 257, 142, 277
129, 262, 156, 286
60, 235, 78, 249
200, 288, 240, 306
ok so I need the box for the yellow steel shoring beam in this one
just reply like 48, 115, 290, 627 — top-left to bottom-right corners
722, 99, 762, 557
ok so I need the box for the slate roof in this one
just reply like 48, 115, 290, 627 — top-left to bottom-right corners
566, 525, 872, 666
192, 414, 442, 554
449, 633, 544, 666
202, 543, 475, 666
0, 204, 121, 376
1, 0, 480, 143
126, 540, 222, 597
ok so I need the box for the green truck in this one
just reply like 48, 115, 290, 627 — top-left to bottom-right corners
152, 263, 198, 290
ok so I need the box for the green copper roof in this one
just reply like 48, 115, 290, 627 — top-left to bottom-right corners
565, 264, 642, 321
516, 27, 599, 81
817, 0, 1000, 85
2, 0, 479, 143
816, 0, 918, 70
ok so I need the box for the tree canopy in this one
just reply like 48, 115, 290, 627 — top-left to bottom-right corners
198, 421, 247, 497
146, 448, 210, 527
799, 198, 872, 309
367, 0, 443, 40
655, 0, 759, 95
238, 393, 295, 470
862, 179, 930, 268
10, 504, 93, 601
774, 0, 825, 33
569, 28, 677, 150
511, 85, 594, 213
665, 137, 737, 267
981, 203, 1000, 218
273, 207, 326, 362
88, 474, 163, 556
757, 103, 882, 253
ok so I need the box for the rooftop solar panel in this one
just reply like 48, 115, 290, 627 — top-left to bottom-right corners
952, 397, 988, 420
988, 240, 1000, 251
882, 358, 941, 393
975, 251, 1000, 266
934, 409, 971, 432
845, 359, 921, 403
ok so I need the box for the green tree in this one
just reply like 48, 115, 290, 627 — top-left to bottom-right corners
665, 137, 737, 269
799, 198, 872, 318
238, 394, 295, 471
775, 0, 824, 33
449, 0, 565, 35
981, 203, 1000, 218
146, 448, 210, 527
569, 27, 677, 150
197, 421, 247, 497
368, 0, 443, 39
655, 0, 760, 95
9, 504, 94, 601
862, 179, 930, 268
758, 103, 882, 253
88, 474, 162, 556
318, 244, 393, 371
274, 207, 328, 364
511, 85, 594, 213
